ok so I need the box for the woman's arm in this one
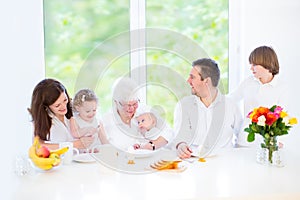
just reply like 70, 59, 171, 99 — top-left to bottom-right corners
70, 117, 97, 139
39, 136, 94, 150
73, 136, 95, 149
69, 117, 81, 138
38, 139, 60, 150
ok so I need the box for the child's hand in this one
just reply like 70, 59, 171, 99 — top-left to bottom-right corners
133, 144, 141, 150
79, 135, 94, 149
85, 127, 98, 137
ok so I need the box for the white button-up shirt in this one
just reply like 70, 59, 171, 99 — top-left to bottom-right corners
229, 75, 289, 146
49, 113, 73, 142
229, 75, 288, 116
173, 91, 242, 156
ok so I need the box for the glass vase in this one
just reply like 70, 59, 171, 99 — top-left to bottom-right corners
256, 136, 284, 167
263, 136, 278, 164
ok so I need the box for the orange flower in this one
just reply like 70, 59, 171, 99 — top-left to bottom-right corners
265, 112, 278, 126
251, 113, 259, 123
245, 105, 298, 144
257, 107, 269, 115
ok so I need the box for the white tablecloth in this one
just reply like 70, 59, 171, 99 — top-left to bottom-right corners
9, 145, 300, 200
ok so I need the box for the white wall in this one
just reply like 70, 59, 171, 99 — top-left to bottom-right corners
0, 1, 44, 199
230, 0, 300, 111
229, 0, 300, 145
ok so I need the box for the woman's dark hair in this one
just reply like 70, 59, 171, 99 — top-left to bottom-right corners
28, 79, 73, 140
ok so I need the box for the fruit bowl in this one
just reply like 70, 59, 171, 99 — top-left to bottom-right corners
28, 158, 60, 172
28, 137, 69, 171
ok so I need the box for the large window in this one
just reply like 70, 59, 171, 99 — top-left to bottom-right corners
44, 0, 130, 112
44, 0, 228, 125
146, 0, 228, 124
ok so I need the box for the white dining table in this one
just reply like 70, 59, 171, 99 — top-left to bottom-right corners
9, 144, 300, 200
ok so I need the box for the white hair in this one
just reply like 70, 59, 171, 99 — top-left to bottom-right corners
112, 77, 140, 102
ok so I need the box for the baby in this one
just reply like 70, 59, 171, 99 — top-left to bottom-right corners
133, 112, 167, 151
137, 112, 157, 135
71, 89, 109, 152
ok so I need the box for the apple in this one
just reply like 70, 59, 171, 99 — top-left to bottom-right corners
36, 145, 50, 158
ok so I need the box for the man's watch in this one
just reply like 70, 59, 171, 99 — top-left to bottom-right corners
149, 141, 155, 151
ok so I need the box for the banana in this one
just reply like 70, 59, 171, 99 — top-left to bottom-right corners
32, 136, 40, 149
49, 153, 61, 166
28, 145, 56, 170
50, 146, 69, 156
32, 161, 53, 170
28, 136, 64, 170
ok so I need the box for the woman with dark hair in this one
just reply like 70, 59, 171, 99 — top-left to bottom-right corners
28, 78, 94, 149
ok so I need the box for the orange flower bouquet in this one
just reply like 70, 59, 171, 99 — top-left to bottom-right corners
244, 105, 297, 164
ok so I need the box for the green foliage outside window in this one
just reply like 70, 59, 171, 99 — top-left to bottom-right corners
44, 0, 228, 126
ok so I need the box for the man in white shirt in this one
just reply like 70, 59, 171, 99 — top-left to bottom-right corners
173, 58, 242, 159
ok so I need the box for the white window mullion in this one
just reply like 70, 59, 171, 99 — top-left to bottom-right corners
229, 0, 243, 93
130, 0, 146, 103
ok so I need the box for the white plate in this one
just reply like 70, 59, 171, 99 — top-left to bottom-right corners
73, 154, 96, 163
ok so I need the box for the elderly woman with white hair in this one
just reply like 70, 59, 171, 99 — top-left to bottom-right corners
101, 77, 175, 151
